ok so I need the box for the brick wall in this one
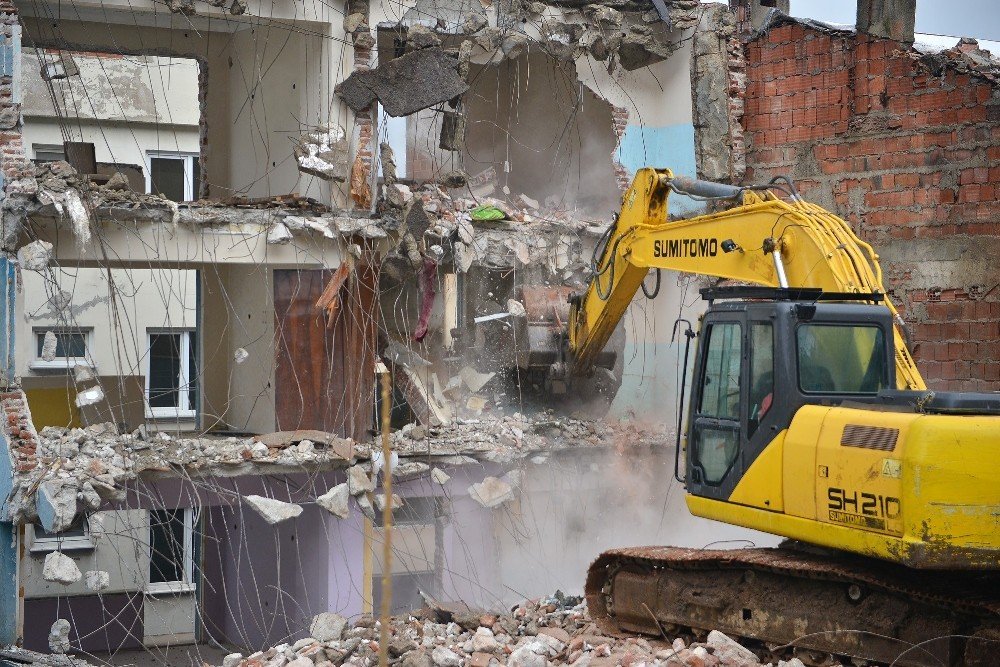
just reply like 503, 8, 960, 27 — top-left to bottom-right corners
743, 21, 1000, 392
0, 0, 26, 182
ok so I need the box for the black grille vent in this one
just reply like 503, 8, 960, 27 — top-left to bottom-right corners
841, 424, 899, 451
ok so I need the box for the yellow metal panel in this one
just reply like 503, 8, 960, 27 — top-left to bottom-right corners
727, 432, 786, 512
22, 387, 81, 430
781, 407, 826, 520
904, 415, 1000, 554
814, 408, 918, 537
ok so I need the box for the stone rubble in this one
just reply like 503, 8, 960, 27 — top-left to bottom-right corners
218, 595, 837, 667
42, 552, 82, 585
243, 495, 304, 525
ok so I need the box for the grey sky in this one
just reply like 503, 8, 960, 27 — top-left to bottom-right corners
790, 0, 1000, 42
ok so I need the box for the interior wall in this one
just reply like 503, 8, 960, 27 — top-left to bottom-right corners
463, 51, 620, 214
19, 13, 338, 203
201, 264, 276, 434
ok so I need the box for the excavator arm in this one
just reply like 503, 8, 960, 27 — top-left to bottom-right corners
568, 167, 925, 390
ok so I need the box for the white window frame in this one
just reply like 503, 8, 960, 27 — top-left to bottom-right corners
144, 329, 196, 420
29, 517, 95, 553
145, 151, 198, 201
30, 327, 95, 371
145, 507, 196, 595
33, 143, 66, 162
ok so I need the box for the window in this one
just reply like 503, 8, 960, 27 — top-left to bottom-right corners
748, 323, 774, 437
30, 516, 94, 553
371, 496, 440, 614
147, 508, 195, 594
31, 328, 93, 370
797, 324, 886, 394
147, 152, 200, 201
694, 322, 742, 484
33, 144, 66, 164
145, 330, 197, 419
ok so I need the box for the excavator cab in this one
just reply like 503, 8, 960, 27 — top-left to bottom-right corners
685, 287, 895, 501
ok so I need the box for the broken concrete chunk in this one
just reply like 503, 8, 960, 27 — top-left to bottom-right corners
460, 366, 496, 393
431, 647, 462, 667
79, 482, 101, 511
234, 347, 249, 364
49, 619, 71, 653
407, 24, 442, 50
85, 569, 110, 592
294, 127, 348, 181
343, 12, 367, 33
468, 476, 514, 508
347, 465, 376, 495
316, 483, 350, 519
17, 240, 53, 271
386, 183, 413, 209
461, 13, 488, 35
223, 654, 244, 667
706, 630, 757, 665
506, 642, 546, 667
43, 551, 82, 585
336, 47, 469, 117
38, 480, 79, 533
501, 32, 529, 60
311, 612, 348, 642
506, 299, 526, 317
473, 627, 500, 653
618, 30, 677, 71
356, 492, 376, 520
540, 20, 582, 61
440, 170, 468, 189
243, 495, 303, 525
40, 330, 58, 362
374, 493, 403, 512
440, 111, 467, 152
75, 385, 105, 407
267, 221, 293, 245
394, 461, 430, 480
430, 467, 451, 485
380, 142, 398, 185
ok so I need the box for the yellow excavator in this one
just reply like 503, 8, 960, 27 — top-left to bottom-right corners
537, 168, 999, 666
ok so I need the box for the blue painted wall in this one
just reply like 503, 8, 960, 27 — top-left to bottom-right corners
0, 256, 17, 646
615, 123, 703, 215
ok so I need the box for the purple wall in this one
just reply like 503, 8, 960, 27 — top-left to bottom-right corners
23, 593, 143, 653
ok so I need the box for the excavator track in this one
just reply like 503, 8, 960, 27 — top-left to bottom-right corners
585, 546, 1000, 666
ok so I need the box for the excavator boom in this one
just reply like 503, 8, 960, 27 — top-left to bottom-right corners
568, 168, 924, 390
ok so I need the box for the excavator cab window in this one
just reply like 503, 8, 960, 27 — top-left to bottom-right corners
796, 324, 887, 394
747, 323, 774, 437
692, 321, 742, 484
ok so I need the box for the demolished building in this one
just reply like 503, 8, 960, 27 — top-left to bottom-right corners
0, 0, 997, 660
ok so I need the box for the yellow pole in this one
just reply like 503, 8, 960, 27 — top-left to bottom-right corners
378, 365, 392, 667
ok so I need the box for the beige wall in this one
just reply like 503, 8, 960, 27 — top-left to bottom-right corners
17, 267, 197, 379
22, 509, 148, 597
201, 265, 277, 434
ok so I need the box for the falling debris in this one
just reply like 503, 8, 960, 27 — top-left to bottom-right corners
316, 483, 350, 519
84, 570, 110, 592
430, 467, 451, 485
293, 126, 349, 181
48, 619, 71, 653
335, 47, 469, 117
233, 347, 249, 364
460, 366, 495, 393
347, 465, 375, 495
17, 240, 53, 271
507, 299, 526, 318
40, 331, 58, 362
468, 476, 515, 508
42, 551, 83, 585
374, 493, 403, 512
243, 495, 303, 524
37, 479, 79, 533
74, 385, 105, 407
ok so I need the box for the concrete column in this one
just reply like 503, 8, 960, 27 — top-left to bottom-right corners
857, 0, 916, 43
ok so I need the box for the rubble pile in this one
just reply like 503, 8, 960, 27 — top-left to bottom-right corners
8, 423, 353, 526
387, 414, 667, 460
220, 595, 822, 667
